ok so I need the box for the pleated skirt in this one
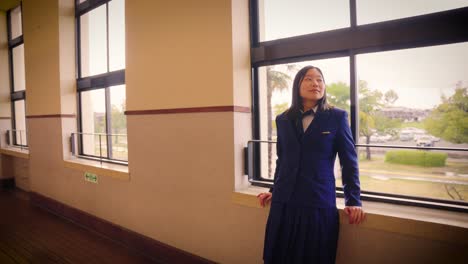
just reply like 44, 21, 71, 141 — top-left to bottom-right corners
263, 203, 339, 264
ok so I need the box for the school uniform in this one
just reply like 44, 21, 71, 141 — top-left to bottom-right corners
263, 107, 361, 264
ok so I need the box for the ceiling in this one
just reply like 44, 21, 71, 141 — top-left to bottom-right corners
0, 0, 21, 11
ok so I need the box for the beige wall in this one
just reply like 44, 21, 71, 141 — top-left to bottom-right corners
125, 0, 236, 111
23, 0, 61, 116
1, 1, 466, 263
58, 0, 76, 115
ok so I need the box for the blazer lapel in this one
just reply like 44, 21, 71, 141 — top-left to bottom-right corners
275, 117, 301, 148
304, 110, 329, 136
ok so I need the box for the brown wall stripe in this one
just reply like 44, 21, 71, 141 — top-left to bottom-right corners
30, 192, 215, 264
26, 114, 76, 119
125, 105, 250, 115
0, 117, 11, 120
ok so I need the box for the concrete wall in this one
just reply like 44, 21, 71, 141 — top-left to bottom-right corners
0, 1, 466, 263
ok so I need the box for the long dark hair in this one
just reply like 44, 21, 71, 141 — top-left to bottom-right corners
286, 65, 332, 120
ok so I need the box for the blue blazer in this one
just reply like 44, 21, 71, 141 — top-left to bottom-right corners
271, 108, 362, 207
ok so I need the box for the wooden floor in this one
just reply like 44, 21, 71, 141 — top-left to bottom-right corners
0, 189, 156, 264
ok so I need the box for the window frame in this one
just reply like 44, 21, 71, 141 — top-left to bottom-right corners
248, 0, 468, 212
7, 4, 28, 148
75, 0, 127, 165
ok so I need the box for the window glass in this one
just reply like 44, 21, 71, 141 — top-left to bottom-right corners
77, 0, 127, 162
80, 5, 107, 77
12, 44, 25, 92
356, 42, 468, 203
258, 0, 350, 42
14, 100, 27, 146
251, 0, 468, 209
357, 42, 468, 148
10, 6, 22, 39
80, 89, 107, 157
357, 147, 468, 202
258, 57, 350, 179
109, 85, 127, 160
109, 0, 125, 71
357, 0, 468, 25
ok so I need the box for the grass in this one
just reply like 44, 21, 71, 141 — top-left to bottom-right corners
357, 175, 468, 201
359, 155, 468, 177
385, 150, 447, 167
352, 154, 468, 202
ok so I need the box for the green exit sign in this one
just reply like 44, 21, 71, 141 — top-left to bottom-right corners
84, 172, 98, 183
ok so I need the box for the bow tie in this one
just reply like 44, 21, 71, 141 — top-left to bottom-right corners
301, 109, 315, 118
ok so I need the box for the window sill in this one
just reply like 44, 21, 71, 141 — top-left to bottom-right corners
232, 186, 468, 247
0, 147, 30, 159
64, 158, 129, 181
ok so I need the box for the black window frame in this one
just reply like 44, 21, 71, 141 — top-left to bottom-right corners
75, 0, 127, 165
7, 4, 28, 148
248, 0, 468, 212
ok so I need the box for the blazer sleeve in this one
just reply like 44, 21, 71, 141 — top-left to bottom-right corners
269, 116, 282, 193
336, 111, 362, 206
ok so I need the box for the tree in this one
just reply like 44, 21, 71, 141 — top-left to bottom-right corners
384, 89, 399, 105
327, 82, 350, 111
273, 102, 289, 117
110, 103, 127, 144
266, 65, 296, 178
326, 80, 401, 160
266, 66, 295, 138
425, 84, 468, 144
358, 81, 401, 160
271, 102, 289, 131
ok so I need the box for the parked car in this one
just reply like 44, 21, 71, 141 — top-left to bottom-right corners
370, 134, 388, 143
413, 131, 427, 142
416, 136, 434, 147
399, 131, 414, 141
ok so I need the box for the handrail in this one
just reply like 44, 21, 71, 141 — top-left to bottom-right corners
70, 132, 128, 165
245, 140, 468, 212
5, 129, 28, 150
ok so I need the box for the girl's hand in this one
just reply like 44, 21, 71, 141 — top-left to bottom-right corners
257, 192, 272, 207
344, 206, 366, 224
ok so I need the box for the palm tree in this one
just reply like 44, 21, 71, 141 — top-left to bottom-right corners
266, 65, 296, 178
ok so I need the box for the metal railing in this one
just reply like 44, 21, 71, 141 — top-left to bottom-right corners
70, 132, 128, 165
4, 129, 28, 150
245, 140, 468, 212
245, 140, 276, 187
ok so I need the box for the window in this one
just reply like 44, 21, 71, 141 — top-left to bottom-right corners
258, 0, 350, 42
249, 0, 468, 211
7, 5, 27, 147
355, 43, 468, 203
75, 0, 127, 164
357, 0, 468, 25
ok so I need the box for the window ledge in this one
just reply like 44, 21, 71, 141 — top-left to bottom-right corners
232, 186, 468, 247
0, 147, 30, 159
64, 158, 129, 181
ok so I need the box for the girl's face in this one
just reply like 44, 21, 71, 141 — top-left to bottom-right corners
299, 68, 325, 103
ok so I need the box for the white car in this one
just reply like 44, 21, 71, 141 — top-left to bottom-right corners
399, 131, 414, 141
416, 136, 434, 147
370, 134, 388, 143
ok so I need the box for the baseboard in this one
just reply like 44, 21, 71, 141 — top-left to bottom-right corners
0, 178, 15, 189
29, 192, 216, 264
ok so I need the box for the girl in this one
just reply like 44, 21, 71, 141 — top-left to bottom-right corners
257, 66, 365, 264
